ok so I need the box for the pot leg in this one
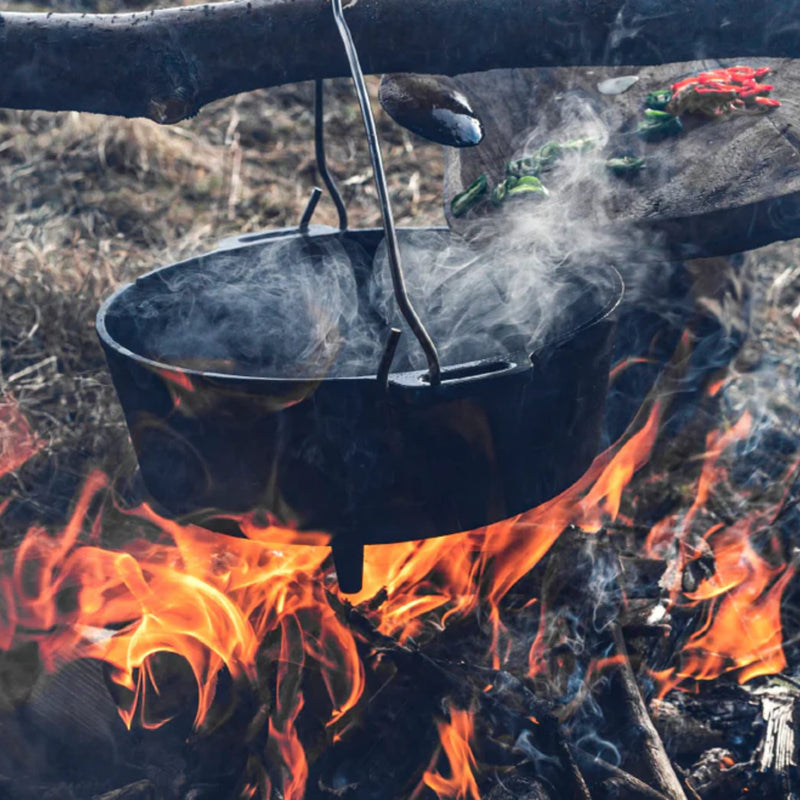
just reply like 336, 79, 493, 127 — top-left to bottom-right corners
331, 537, 365, 594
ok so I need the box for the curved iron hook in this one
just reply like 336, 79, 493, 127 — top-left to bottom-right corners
329, 0, 441, 386
314, 79, 348, 231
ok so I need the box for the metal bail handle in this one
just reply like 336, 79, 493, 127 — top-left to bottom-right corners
330, 0, 442, 387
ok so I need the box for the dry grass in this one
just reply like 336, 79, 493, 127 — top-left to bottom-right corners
0, 73, 445, 538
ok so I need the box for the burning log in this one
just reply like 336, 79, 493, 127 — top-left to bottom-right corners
3, 0, 800, 121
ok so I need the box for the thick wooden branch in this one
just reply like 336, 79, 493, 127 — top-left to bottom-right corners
2, 0, 800, 122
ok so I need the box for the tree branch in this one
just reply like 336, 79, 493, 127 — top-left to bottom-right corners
1, 0, 800, 122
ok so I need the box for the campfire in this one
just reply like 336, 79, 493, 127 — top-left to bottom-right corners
2, 289, 799, 800
3, 1, 800, 798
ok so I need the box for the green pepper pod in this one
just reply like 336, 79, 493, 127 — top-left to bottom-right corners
506, 175, 549, 199
605, 156, 645, 176
646, 89, 673, 110
491, 177, 513, 206
643, 108, 676, 120
636, 115, 683, 140
506, 155, 541, 178
450, 173, 488, 217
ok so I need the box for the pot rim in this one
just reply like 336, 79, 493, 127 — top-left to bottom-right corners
96, 225, 624, 386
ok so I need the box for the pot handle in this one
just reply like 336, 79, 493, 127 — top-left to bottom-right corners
387, 357, 524, 395
329, 0, 442, 387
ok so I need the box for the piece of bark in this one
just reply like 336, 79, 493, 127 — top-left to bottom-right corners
754, 686, 798, 777
3, 0, 800, 121
444, 59, 800, 258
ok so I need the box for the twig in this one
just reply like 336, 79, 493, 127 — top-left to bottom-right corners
6, 355, 58, 385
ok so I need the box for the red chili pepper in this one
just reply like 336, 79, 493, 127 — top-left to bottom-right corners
672, 77, 701, 92
737, 84, 773, 98
727, 66, 756, 78
694, 86, 736, 95
668, 65, 779, 114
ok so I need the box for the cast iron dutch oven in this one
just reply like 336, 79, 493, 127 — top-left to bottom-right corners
97, 224, 622, 591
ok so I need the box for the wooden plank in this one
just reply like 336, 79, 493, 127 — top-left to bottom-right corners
443, 58, 800, 257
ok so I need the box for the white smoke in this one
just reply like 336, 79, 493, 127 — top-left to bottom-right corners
114, 90, 686, 381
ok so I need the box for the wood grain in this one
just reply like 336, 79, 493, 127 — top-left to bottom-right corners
444, 59, 800, 257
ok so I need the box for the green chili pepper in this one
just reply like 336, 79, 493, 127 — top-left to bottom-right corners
491, 178, 511, 206
506, 138, 596, 180
506, 156, 541, 179
450, 173, 488, 217
643, 108, 675, 120
506, 175, 549, 198
646, 89, 673, 110
537, 141, 563, 166
561, 137, 596, 153
605, 156, 645, 176
636, 115, 683, 140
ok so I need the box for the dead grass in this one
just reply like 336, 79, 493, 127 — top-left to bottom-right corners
0, 77, 445, 538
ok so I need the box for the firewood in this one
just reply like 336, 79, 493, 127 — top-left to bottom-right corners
649, 698, 725, 757
608, 624, 688, 800
572, 748, 671, 800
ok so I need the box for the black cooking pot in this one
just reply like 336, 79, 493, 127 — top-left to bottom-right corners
97, 225, 622, 591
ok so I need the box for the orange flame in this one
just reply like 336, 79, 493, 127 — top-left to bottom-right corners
421, 705, 481, 800
0, 350, 796, 800
648, 412, 795, 694
654, 521, 794, 695
0, 394, 669, 731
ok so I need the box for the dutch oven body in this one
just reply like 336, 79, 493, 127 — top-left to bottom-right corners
97, 227, 622, 590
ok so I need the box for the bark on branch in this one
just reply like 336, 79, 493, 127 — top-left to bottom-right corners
2, 0, 800, 122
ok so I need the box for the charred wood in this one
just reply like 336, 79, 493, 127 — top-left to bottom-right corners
483, 774, 553, 800
649, 699, 725, 758
608, 624, 688, 800
92, 781, 156, 800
